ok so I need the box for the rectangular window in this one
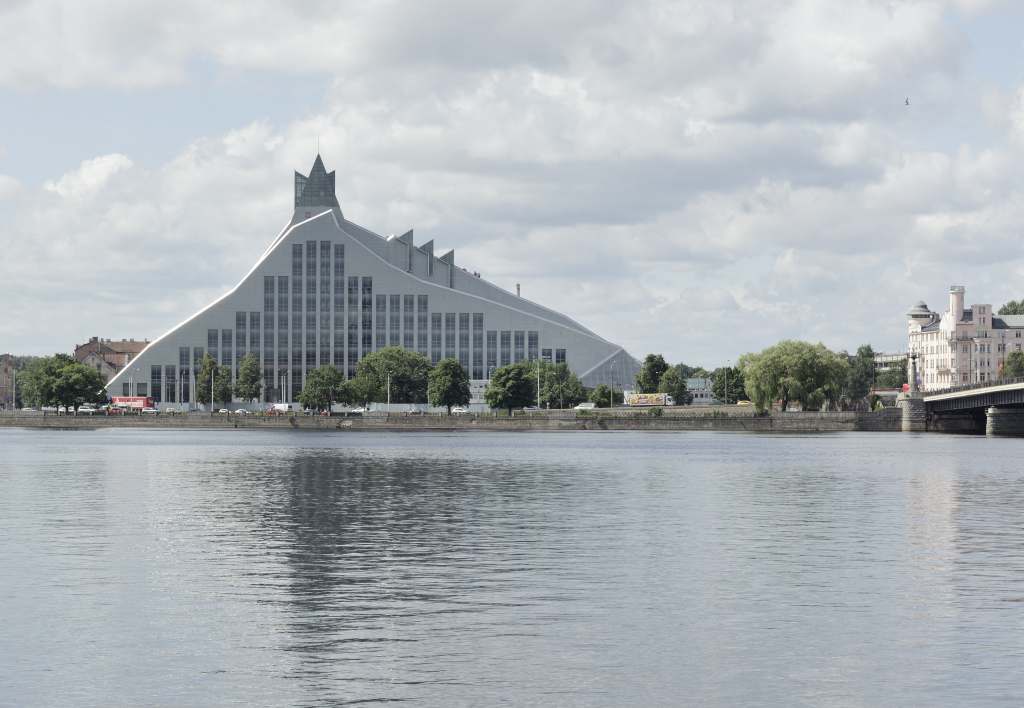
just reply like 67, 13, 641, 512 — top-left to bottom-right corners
472, 313, 484, 379
333, 275, 344, 313
458, 313, 470, 370
235, 311, 247, 366
250, 312, 260, 360
527, 331, 538, 361
403, 294, 414, 349
306, 312, 316, 330
376, 295, 387, 348
136, 382, 148, 397
306, 240, 316, 277
555, 348, 566, 364
445, 313, 457, 357
164, 365, 176, 403
292, 367, 302, 400
487, 331, 497, 375
278, 332, 288, 369
320, 329, 330, 367
514, 330, 525, 363
292, 243, 303, 277
333, 244, 345, 278
306, 331, 316, 367
193, 347, 204, 371
500, 330, 511, 367
541, 348, 552, 363
320, 241, 331, 277
431, 312, 442, 363
390, 295, 401, 346
208, 329, 219, 365
264, 276, 275, 311
221, 330, 232, 366
292, 277, 302, 313
417, 295, 429, 355
348, 276, 359, 311
277, 276, 288, 313
151, 365, 163, 404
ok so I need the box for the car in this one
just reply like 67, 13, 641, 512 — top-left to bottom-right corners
736, 400, 753, 407
350, 407, 367, 414
141, 407, 159, 415
234, 409, 249, 415
77, 406, 98, 415
522, 406, 541, 412
218, 409, 230, 414
407, 409, 424, 416
574, 402, 597, 410
450, 406, 469, 415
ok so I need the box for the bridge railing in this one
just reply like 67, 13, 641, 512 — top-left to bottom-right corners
925, 376, 1024, 397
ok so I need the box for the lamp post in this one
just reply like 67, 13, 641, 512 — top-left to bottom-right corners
279, 369, 288, 405
724, 361, 730, 405
386, 371, 391, 410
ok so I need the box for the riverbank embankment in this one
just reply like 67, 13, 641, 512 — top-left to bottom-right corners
0, 408, 903, 432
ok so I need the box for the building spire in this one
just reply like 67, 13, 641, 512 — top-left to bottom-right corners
294, 153, 340, 209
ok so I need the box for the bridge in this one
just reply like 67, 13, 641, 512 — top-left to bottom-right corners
922, 378, 1024, 435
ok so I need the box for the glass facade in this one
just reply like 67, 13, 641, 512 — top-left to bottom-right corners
486, 331, 497, 377
376, 295, 386, 349
417, 295, 429, 356
151, 365, 162, 403
445, 313, 456, 358
472, 314, 484, 379
500, 330, 511, 367
514, 330, 525, 363
403, 295, 414, 349
362, 278, 373, 353
389, 295, 400, 346
431, 313, 442, 364
528, 331, 538, 361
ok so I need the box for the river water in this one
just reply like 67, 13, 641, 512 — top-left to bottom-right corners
1, 428, 1023, 707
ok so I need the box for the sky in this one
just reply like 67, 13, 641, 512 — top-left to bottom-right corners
2, 0, 1024, 367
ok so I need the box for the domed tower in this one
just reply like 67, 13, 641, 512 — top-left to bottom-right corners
906, 301, 934, 328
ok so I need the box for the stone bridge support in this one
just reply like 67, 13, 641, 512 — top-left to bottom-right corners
985, 407, 1024, 437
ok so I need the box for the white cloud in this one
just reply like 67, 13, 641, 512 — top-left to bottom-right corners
43, 154, 133, 200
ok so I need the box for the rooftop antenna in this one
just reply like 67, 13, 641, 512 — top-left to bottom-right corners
316, 135, 320, 154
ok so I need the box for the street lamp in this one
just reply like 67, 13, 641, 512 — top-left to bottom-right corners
279, 369, 288, 404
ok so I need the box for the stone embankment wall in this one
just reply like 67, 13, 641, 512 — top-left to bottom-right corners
0, 409, 905, 433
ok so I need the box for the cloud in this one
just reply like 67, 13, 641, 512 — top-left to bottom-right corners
3, 0, 1024, 366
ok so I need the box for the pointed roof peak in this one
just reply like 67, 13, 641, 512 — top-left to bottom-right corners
295, 153, 340, 209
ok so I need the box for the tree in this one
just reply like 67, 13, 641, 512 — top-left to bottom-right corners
53, 362, 107, 411
589, 383, 623, 408
739, 340, 850, 413
845, 344, 876, 405
428, 358, 471, 414
711, 366, 745, 404
213, 367, 233, 408
999, 300, 1024, 315
875, 366, 907, 389
345, 375, 381, 407
1003, 351, 1024, 379
635, 354, 669, 393
484, 362, 535, 414
298, 365, 346, 412
355, 347, 431, 403
19, 354, 73, 408
657, 366, 692, 405
234, 354, 262, 402
195, 354, 218, 406
538, 362, 586, 409
673, 363, 709, 379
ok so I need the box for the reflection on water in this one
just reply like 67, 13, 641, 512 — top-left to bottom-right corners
1, 429, 1023, 706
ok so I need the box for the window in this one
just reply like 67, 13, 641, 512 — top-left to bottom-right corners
250, 312, 260, 359
208, 329, 219, 365
404, 295, 415, 349
306, 240, 316, 277
390, 295, 401, 346
151, 365, 162, 403
458, 313, 470, 369
292, 277, 302, 314
221, 330, 232, 366
541, 348, 552, 363
333, 244, 344, 279
445, 313, 457, 357
362, 278, 373, 352
500, 331, 511, 367
292, 243, 303, 277
320, 241, 331, 277
164, 365, 176, 402
555, 348, 566, 364
431, 313, 442, 363
527, 331, 538, 361
486, 331, 498, 377
514, 331, 525, 363
376, 294, 387, 348
418, 295, 429, 356
264, 276, 275, 311
472, 313, 484, 379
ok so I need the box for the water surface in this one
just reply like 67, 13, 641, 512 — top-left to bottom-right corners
1, 429, 1022, 706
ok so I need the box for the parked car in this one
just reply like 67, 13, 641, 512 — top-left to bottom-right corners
141, 407, 159, 415
77, 406, 98, 415
450, 406, 469, 415
574, 402, 596, 410
234, 409, 249, 415
218, 409, 230, 414
350, 407, 367, 414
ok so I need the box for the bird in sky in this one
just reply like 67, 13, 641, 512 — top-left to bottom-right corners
905, 97, 910, 106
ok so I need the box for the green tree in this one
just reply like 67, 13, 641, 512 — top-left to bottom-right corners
19, 354, 74, 408
538, 362, 586, 409
711, 366, 745, 404
195, 354, 218, 406
427, 358, 471, 414
54, 362, 107, 412
739, 340, 850, 413
673, 363, 709, 379
657, 366, 692, 405
875, 365, 908, 389
1002, 351, 1024, 378
999, 300, 1024, 315
213, 367, 234, 408
635, 354, 669, 393
589, 383, 624, 408
845, 344, 876, 404
298, 365, 346, 412
345, 375, 381, 407
234, 354, 262, 402
355, 347, 431, 403
484, 362, 535, 414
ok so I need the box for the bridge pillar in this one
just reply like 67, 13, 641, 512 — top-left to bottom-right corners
985, 407, 1024, 437
897, 353, 927, 432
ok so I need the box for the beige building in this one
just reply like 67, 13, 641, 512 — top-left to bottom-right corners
907, 285, 1024, 391
74, 337, 149, 383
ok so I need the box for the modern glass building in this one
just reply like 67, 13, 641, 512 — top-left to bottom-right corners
106, 155, 639, 406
